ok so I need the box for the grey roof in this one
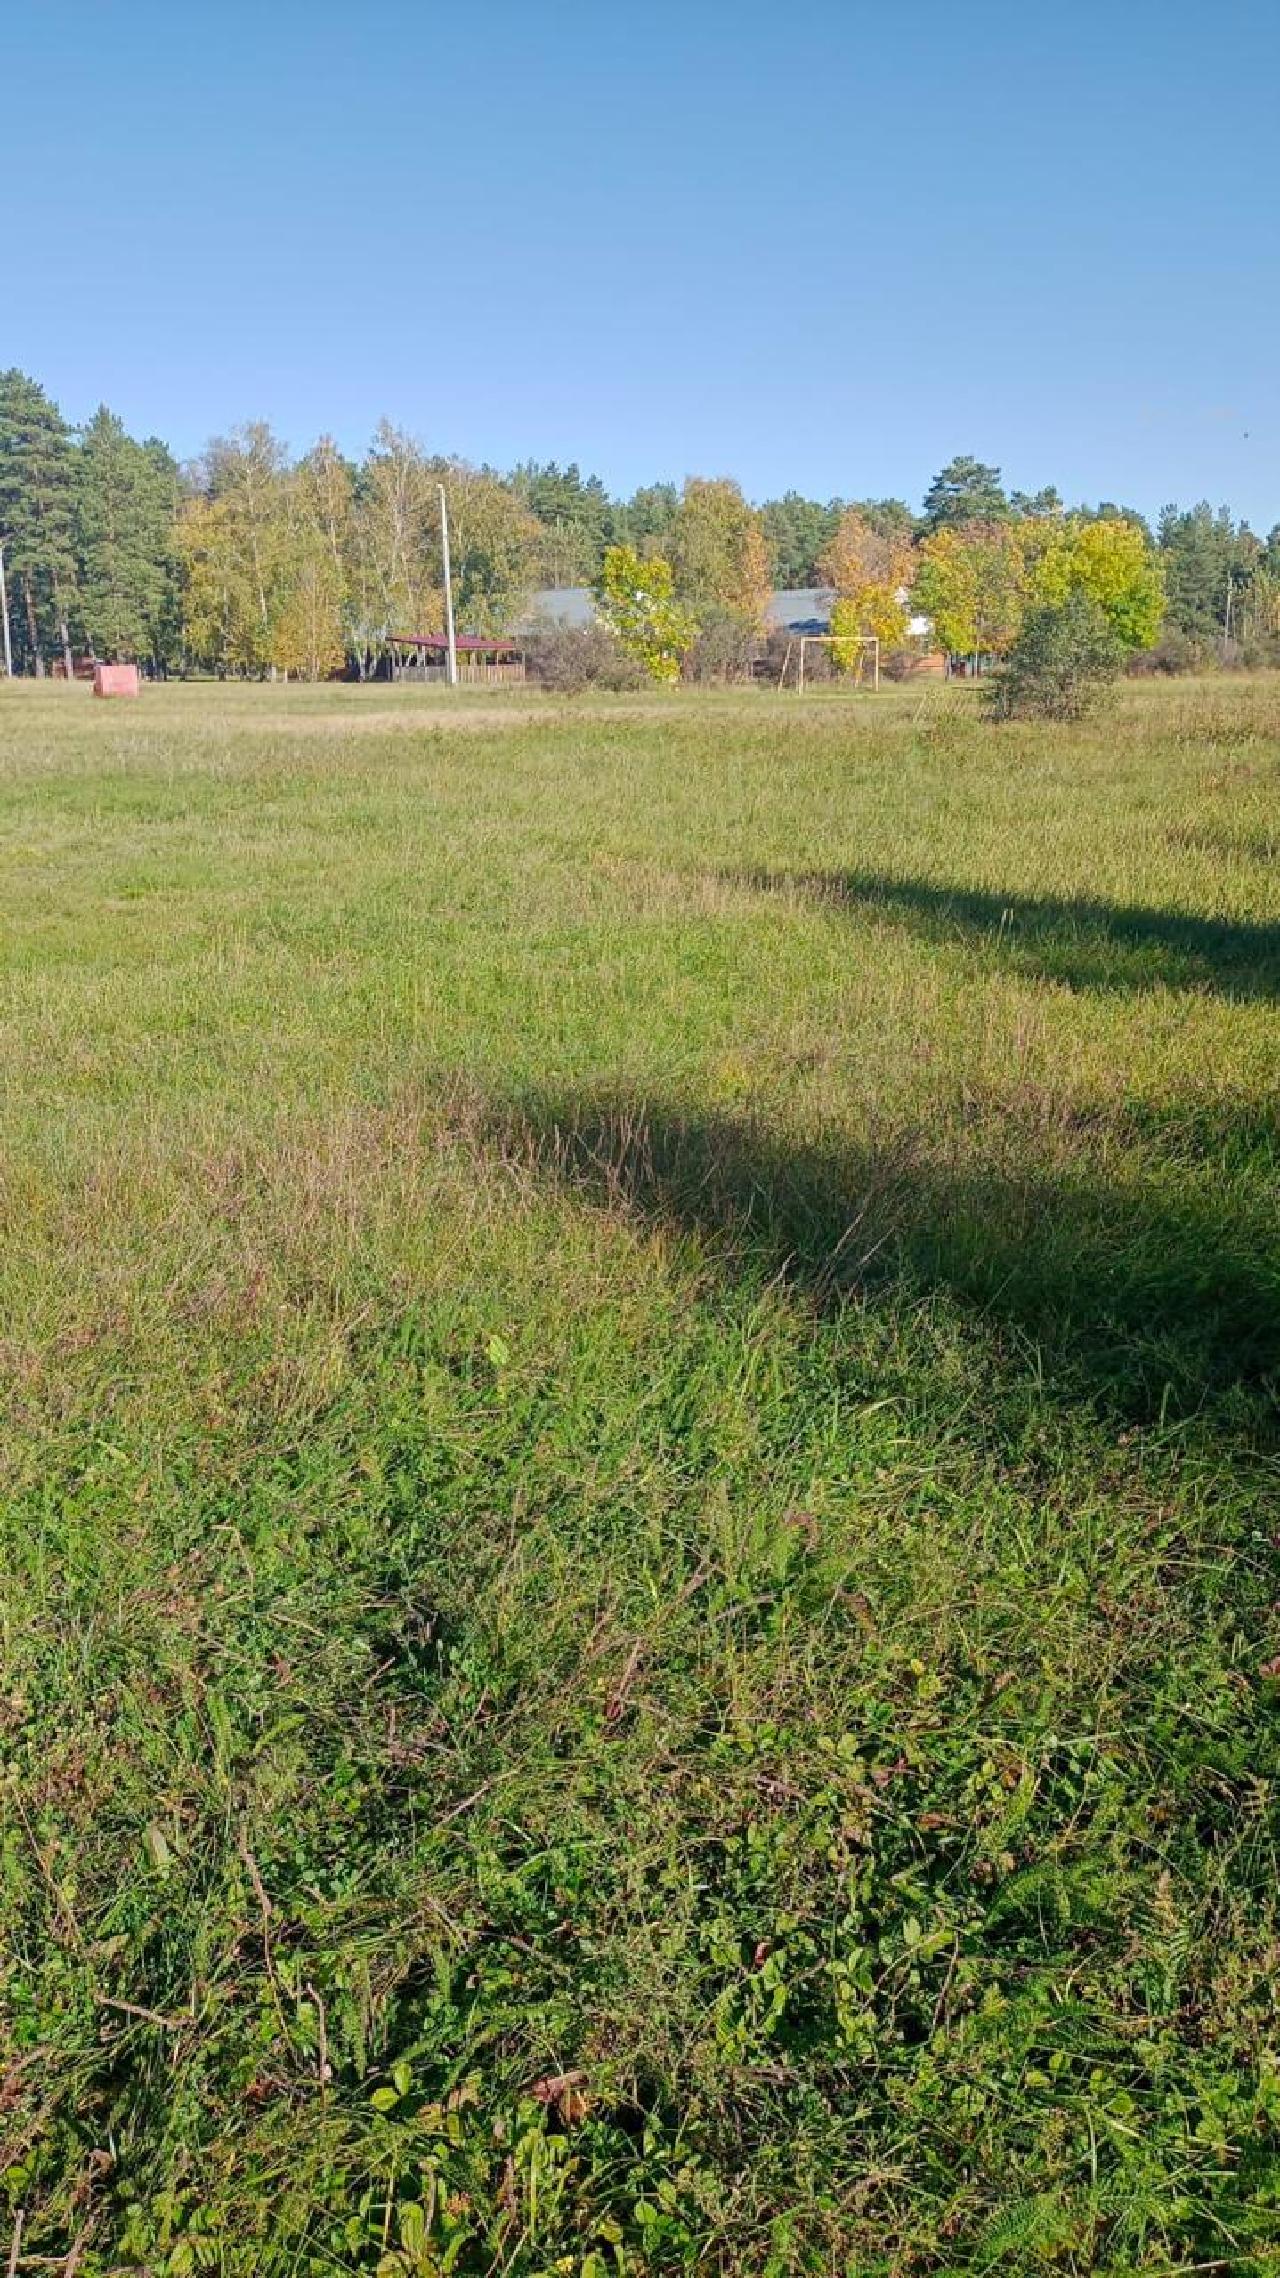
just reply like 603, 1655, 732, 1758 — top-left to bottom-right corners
514, 586, 597, 632
766, 587, 835, 633
514, 585, 837, 637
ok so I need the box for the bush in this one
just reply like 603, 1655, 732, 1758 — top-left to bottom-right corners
682, 606, 760, 685
986, 592, 1124, 722
1127, 627, 1203, 677
523, 621, 645, 694
1129, 628, 1280, 676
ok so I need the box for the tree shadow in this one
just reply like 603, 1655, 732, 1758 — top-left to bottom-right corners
730, 869, 1280, 999
481, 1087, 1279, 1431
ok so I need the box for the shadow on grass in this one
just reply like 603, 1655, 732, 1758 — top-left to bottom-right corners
483, 1088, 1279, 1428
732, 869, 1280, 998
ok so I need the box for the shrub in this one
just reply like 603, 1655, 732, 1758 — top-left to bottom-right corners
985, 591, 1123, 722
682, 606, 760, 684
1127, 626, 1201, 676
524, 621, 645, 694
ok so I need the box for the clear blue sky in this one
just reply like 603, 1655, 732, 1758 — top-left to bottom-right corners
9, 0, 1278, 526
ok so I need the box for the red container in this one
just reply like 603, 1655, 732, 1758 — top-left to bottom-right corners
93, 663, 141, 698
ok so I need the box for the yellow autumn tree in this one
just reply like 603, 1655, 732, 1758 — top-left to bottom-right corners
178, 492, 272, 675
269, 547, 346, 680
819, 508, 912, 667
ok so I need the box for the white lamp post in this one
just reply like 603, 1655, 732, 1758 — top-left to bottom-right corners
438, 485, 458, 687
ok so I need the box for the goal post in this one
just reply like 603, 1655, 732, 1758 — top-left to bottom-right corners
777, 634, 880, 692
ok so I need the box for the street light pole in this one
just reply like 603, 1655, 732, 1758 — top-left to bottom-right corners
0, 541, 12, 680
438, 484, 458, 687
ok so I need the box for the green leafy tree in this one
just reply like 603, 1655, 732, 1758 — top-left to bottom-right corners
1033, 516, 1164, 652
354, 421, 441, 662
594, 544, 697, 682
667, 478, 771, 626
429, 460, 542, 635
912, 529, 978, 655
922, 455, 1008, 530
913, 521, 1028, 659
75, 407, 180, 665
0, 368, 79, 674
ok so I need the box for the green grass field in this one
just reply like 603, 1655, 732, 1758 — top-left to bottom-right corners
2, 675, 1279, 2276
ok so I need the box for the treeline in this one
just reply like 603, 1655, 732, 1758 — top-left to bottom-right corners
1, 369, 1278, 677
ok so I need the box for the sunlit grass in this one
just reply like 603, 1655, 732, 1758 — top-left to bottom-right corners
1, 674, 1278, 2274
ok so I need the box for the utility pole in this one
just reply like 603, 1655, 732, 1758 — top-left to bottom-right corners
0, 541, 12, 679
438, 484, 458, 687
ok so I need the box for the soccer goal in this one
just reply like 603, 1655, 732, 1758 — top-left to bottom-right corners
776, 634, 879, 692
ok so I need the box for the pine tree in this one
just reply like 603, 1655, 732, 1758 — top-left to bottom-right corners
75, 407, 180, 665
1157, 502, 1257, 641
510, 460, 614, 585
921, 455, 1008, 531
0, 369, 79, 674
759, 494, 844, 588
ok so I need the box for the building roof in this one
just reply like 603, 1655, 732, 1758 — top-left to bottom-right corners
515, 586, 842, 636
766, 588, 836, 633
514, 587, 597, 632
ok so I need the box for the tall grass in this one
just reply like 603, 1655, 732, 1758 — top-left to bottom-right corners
1, 676, 1278, 2274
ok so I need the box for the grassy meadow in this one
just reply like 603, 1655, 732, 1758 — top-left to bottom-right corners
2, 673, 1279, 2275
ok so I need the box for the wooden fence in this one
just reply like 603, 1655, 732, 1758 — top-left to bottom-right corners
392, 661, 526, 686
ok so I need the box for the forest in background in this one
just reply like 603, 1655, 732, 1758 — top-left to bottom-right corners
2, 366, 1278, 680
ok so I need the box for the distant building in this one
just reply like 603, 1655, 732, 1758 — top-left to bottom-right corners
514, 586, 944, 674
766, 589, 836, 634
515, 587, 598, 632
516, 585, 840, 635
